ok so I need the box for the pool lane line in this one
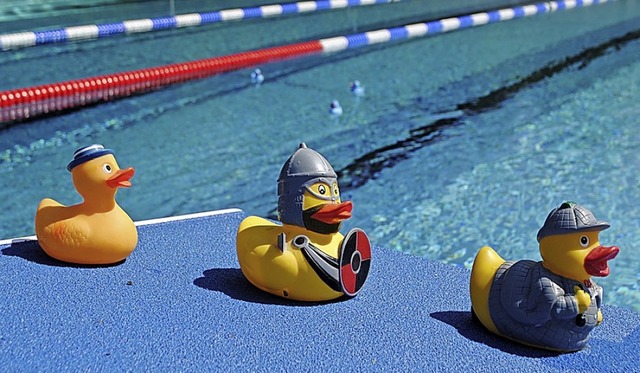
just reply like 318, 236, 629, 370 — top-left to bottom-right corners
0, 0, 611, 125
0, 0, 400, 51
0, 40, 324, 125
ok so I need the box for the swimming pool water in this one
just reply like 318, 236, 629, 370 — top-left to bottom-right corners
1, 0, 639, 312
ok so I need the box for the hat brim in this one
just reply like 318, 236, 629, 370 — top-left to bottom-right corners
67, 149, 114, 171
537, 221, 610, 242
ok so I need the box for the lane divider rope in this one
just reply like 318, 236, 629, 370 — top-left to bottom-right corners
0, 0, 399, 51
0, 0, 609, 124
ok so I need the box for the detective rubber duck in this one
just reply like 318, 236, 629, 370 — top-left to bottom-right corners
470, 202, 619, 352
236, 143, 371, 301
35, 144, 138, 265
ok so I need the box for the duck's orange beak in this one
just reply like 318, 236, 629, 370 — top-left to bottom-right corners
584, 245, 619, 277
311, 201, 353, 224
106, 167, 135, 188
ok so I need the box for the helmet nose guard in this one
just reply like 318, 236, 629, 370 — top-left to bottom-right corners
277, 143, 338, 227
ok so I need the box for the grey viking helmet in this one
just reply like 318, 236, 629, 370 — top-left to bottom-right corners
537, 201, 610, 242
277, 143, 337, 227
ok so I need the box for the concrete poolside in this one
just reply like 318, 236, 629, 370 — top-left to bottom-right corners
1, 209, 638, 371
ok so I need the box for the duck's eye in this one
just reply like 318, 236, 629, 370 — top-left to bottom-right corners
580, 236, 589, 247
333, 184, 339, 196
318, 185, 326, 195
102, 164, 113, 174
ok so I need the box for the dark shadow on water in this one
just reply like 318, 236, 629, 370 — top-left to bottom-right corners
193, 268, 346, 306
335, 26, 640, 192
1, 238, 124, 268
430, 310, 561, 358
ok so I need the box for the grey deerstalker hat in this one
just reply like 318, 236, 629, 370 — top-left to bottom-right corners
536, 201, 610, 242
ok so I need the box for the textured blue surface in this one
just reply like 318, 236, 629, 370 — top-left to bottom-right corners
0, 210, 638, 371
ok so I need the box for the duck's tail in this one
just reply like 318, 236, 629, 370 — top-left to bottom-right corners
37, 198, 63, 210
35, 198, 63, 235
470, 246, 505, 334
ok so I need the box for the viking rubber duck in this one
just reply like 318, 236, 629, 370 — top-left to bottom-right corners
236, 143, 371, 301
470, 202, 619, 352
35, 144, 138, 265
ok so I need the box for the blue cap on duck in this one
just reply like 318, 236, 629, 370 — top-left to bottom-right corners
67, 144, 114, 172
536, 201, 610, 242
277, 143, 337, 227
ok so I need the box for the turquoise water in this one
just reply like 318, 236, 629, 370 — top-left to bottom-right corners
1, 0, 639, 312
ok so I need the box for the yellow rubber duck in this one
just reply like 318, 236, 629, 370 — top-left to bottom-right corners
236, 143, 371, 302
470, 202, 619, 352
35, 144, 138, 265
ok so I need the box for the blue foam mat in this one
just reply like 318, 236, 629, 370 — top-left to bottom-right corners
1, 210, 638, 371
